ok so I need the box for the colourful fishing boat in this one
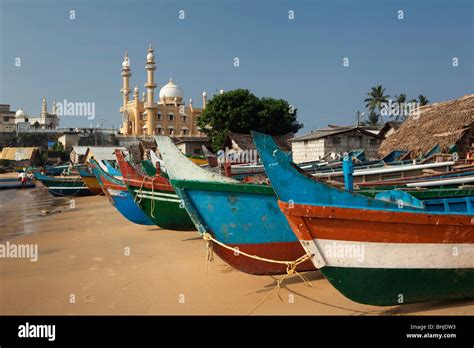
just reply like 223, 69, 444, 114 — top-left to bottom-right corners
33, 171, 94, 197
253, 131, 474, 306
115, 150, 195, 231
0, 177, 35, 190
89, 159, 154, 225
155, 135, 315, 275
78, 167, 104, 195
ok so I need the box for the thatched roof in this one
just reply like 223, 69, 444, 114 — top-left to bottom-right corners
0, 147, 40, 161
378, 94, 474, 157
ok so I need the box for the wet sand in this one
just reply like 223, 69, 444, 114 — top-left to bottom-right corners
1, 183, 473, 315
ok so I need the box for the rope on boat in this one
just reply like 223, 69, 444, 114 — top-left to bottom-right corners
201, 232, 313, 314
134, 175, 159, 219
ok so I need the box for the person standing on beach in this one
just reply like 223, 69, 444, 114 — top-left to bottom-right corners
19, 171, 27, 188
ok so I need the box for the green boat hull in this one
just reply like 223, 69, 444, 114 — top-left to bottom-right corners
321, 266, 474, 306
127, 185, 195, 231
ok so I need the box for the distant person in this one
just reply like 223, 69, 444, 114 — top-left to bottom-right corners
18, 171, 27, 188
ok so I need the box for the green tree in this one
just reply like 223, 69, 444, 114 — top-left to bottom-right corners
197, 89, 303, 149
417, 95, 430, 106
409, 95, 430, 106
364, 85, 389, 124
395, 93, 407, 104
362, 110, 380, 127
392, 93, 407, 121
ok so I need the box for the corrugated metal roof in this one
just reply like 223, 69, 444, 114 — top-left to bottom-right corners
85, 146, 127, 161
71, 146, 89, 155
291, 126, 382, 142
0, 147, 40, 161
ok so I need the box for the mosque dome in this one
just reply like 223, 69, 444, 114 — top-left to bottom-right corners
159, 79, 183, 100
15, 108, 26, 118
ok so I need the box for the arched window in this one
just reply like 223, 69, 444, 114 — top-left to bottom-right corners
168, 113, 174, 122
168, 126, 175, 136
157, 113, 162, 121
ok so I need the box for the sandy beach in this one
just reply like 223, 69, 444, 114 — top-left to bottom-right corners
1, 182, 473, 316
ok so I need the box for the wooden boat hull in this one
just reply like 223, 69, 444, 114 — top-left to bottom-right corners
253, 131, 474, 306
33, 173, 94, 197
89, 161, 154, 225
280, 202, 474, 306
172, 180, 314, 275
80, 175, 103, 195
115, 150, 195, 231
78, 167, 104, 195
155, 135, 314, 275
0, 178, 35, 190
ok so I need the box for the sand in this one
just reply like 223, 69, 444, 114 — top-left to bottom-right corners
1, 184, 473, 315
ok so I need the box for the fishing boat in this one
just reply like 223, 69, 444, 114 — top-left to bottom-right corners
78, 167, 104, 195
155, 135, 315, 275
89, 159, 154, 225
312, 160, 455, 183
102, 160, 122, 177
43, 164, 71, 176
253, 131, 474, 306
115, 150, 195, 231
33, 171, 94, 197
0, 177, 35, 190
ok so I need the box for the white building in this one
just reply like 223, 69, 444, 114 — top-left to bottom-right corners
291, 126, 383, 164
15, 97, 60, 131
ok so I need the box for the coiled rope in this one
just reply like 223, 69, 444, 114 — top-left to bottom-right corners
201, 232, 314, 314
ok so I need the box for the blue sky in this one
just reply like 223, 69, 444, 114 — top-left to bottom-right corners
0, 0, 472, 133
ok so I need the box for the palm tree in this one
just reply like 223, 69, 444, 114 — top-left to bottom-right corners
362, 110, 380, 126
392, 93, 407, 121
417, 95, 430, 106
409, 95, 430, 106
364, 85, 390, 124
395, 93, 407, 104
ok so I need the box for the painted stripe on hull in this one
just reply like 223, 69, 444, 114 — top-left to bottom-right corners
321, 266, 474, 306
133, 189, 181, 203
312, 239, 474, 269
47, 187, 94, 197
279, 202, 474, 244
127, 188, 195, 231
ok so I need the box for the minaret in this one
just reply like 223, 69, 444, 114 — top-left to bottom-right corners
41, 97, 47, 124
144, 43, 157, 135
202, 91, 207, 109
52, 100, 57, 115
41, 97, 47, 115
121, 50, 131, 134
134, 85, 139, 101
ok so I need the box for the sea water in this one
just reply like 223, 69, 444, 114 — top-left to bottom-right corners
0, 186, 68, 242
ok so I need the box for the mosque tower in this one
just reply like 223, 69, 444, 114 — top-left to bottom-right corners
144, 43, 157, 135
41, 97, 47, 123
121, 50, 131, 134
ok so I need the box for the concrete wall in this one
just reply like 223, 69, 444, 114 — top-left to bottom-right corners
292, 139, 325, 163
292, 131, 382, 163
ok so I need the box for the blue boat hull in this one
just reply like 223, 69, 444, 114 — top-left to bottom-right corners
89, 161, 154, 225
105, 186, 155, 225
174, 185, 315, 274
